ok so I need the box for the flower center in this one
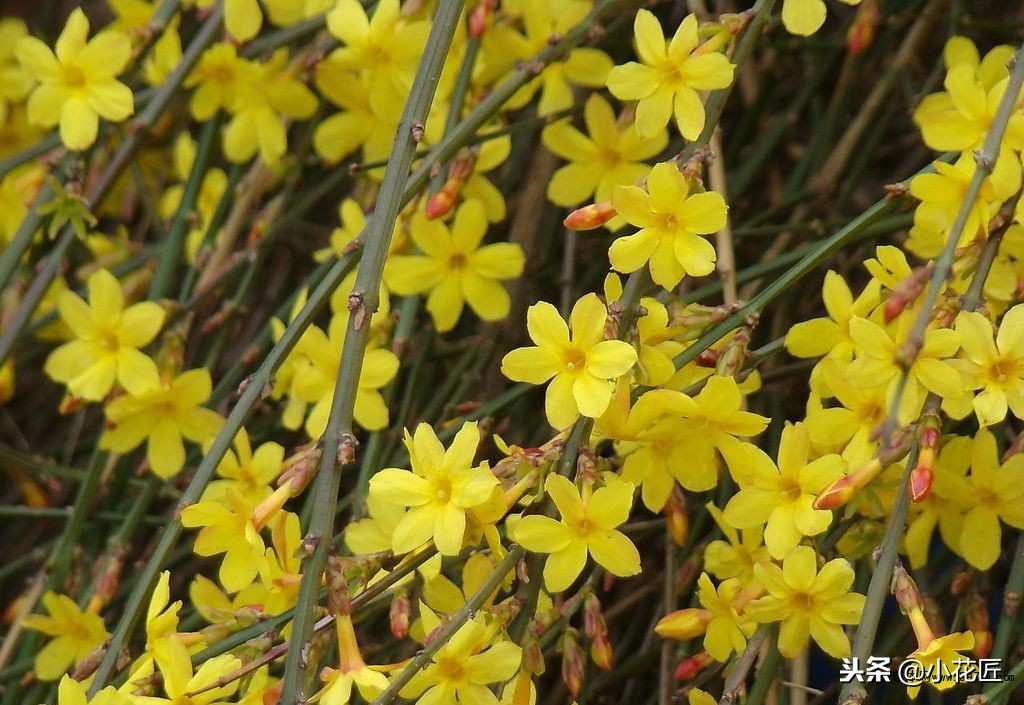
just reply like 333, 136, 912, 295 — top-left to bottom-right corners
658, 60, 683, 87
658, 212, 680, 231
449, 252, 467, 270
433, 476, 453, 503
790, 592, 815, 613
98, 329, 120, 353
988, 358, 1017, 385
563, 347, 586, 372
778, 477, 802, 501
596, 147, 622, 170
436, 656, 466, 683
62, 64, 88, 90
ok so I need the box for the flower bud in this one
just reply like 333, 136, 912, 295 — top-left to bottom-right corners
883, 265, 933, 323
561, 627, 585, 698
564, 201, 616, 231
674, 650, 712, 680
522, 634, 546, 675
87, 548, 126, 614
655, 608, 712, 640
665, 486, 689, 546
846, 0, 880, 55
425, 150, 475, 220
468, 0, 498, 38
390, 589, 411, 640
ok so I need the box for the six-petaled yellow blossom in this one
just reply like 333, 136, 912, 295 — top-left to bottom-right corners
746, 546, 866, 658
513, 474, 641, 592
369, 422, 498, 556
44, 268, 164, 401
387, 200, 525, 332
606, 11, 734, 139
16, 8, 133, 149
610, 161, 728, 289
22, 591, 110, 680
501, 293, 637, 429
100, 368, 224, 478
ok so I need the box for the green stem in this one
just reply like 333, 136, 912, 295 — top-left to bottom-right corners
149, 116, 220, 299
279, 1, 465, 701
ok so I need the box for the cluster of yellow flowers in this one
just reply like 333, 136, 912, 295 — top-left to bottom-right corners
2, 1, 1022, 705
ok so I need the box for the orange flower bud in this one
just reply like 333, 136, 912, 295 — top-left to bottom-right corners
674, 650, 713, 680
909, 464, 934, 503
665, 486, 689, 546
883, 265, 933, 323
655, 608, 712, 640
87, 548, 125, 614
468, 0, 498, 38
563, 201, 616, 231
814, 457, 883, 509
425, 150, 476, 220
846, 0, 880, 55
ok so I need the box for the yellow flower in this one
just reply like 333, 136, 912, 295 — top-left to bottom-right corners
745, 546, 866, 658
501, 294, 637, 429
913, 38, 1024, 153
781, 0, 861, 38
16, 9, 133, 150
368, 422, 498, 556
100, 368, 225, 478
142, 26, 182, 87
22, 591, 110, 680
609, 161, 728, 289
145, 636, 241, 704
223, 49, 318, 164
904, 631, 976, 699
724, 422, 845, 559
205, 427, 284, 505
387, 200, 525, 332
286, 312, 399, 437
0, 20, 33, 124
400, 617, 522, 705
224, 0, 263, 41
953, 307, 1024, 426
846, 316, 962, 417
542, 93, 667, 212
785, 271, 879, 361
484, 0, 613, 116
44, 268, 164, 401
803, 359, 892, 460
133, 571, 183, 671
942, 429, 1024, 569
186, 43, 255, 121
264, 0, 333, 27
313, 64, 401, 164
909, 151, 1021, 251
325, 0, 429, 104
311, 614, 388, 705
180, 487, 265, 593
673, 375, 771, 486
606, 12, 734, 139
56, 675, 131, 705
695, 573, 756, 661
599, 383, 694, 511
703, 502, 771, 588
512, 474, 641, 592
